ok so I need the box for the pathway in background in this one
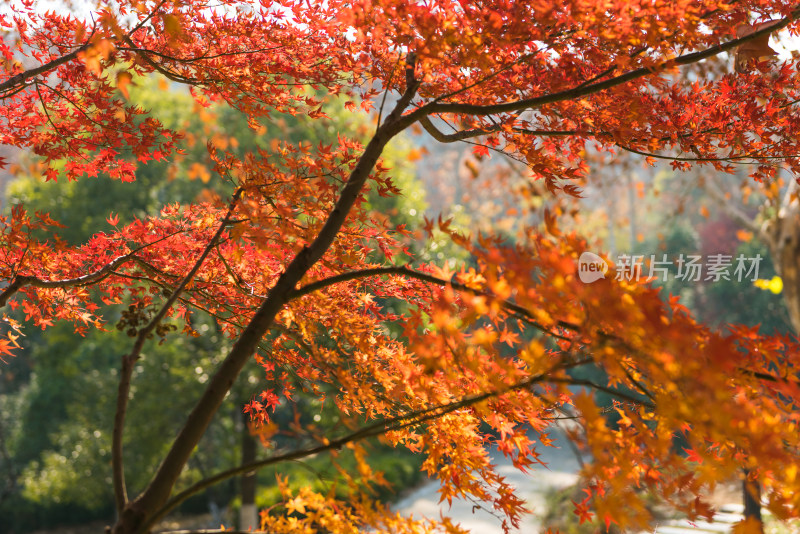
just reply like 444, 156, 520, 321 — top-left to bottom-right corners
395, 427, 752, 534
395, 427, 582, 532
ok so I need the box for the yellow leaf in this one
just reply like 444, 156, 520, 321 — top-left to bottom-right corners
769, 276, 783, 294
78, 38, 115, 75
544, 207, 560, 237
116, 71, 132, 98
211, 133, 229, 150
162, 14, 183, 43
286, 496, 306, 515
754, 276, 783, 294
464, 158, 480, 178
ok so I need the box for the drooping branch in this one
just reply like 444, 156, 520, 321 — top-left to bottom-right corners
548, 377, 656, 409
294, 265, 800, 395
620, 362, 657, 404
121, 34, 200, 86
422, 117, 798, 172
0, 226, 190, 310
615, 143, 799, 164
119, 43, 287, 63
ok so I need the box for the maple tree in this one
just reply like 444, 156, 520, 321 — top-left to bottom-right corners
4, 1, 800, 533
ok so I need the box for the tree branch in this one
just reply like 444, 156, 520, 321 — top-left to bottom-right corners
0, 253, 135, 308
127, 78, 421, 531
113, 189, 242, 517
548, 377, 656, 409
420, 114, 579, 143
0, 225, 189, 310
140, 361, 567, 531
615, 143, 798, 163
702, 172, 762, 236
121, 34, 199, 85
0, 42, 92, 97
418, 115, 495, 142
407, 13, 798, 120
291, 265, 573, 341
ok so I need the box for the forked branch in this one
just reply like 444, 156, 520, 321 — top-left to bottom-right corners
112, 188, 243, 515
127, 73, 422, 528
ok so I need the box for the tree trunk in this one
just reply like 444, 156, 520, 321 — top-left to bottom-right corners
749, 177, 800, 534
240, 414, 257, 531
766, 197, 800, 332
743, 468, 763, 532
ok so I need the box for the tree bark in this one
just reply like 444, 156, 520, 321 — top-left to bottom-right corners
743, 468, 763, 531
765, 188, 800, 332
239, 413, 257, 531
